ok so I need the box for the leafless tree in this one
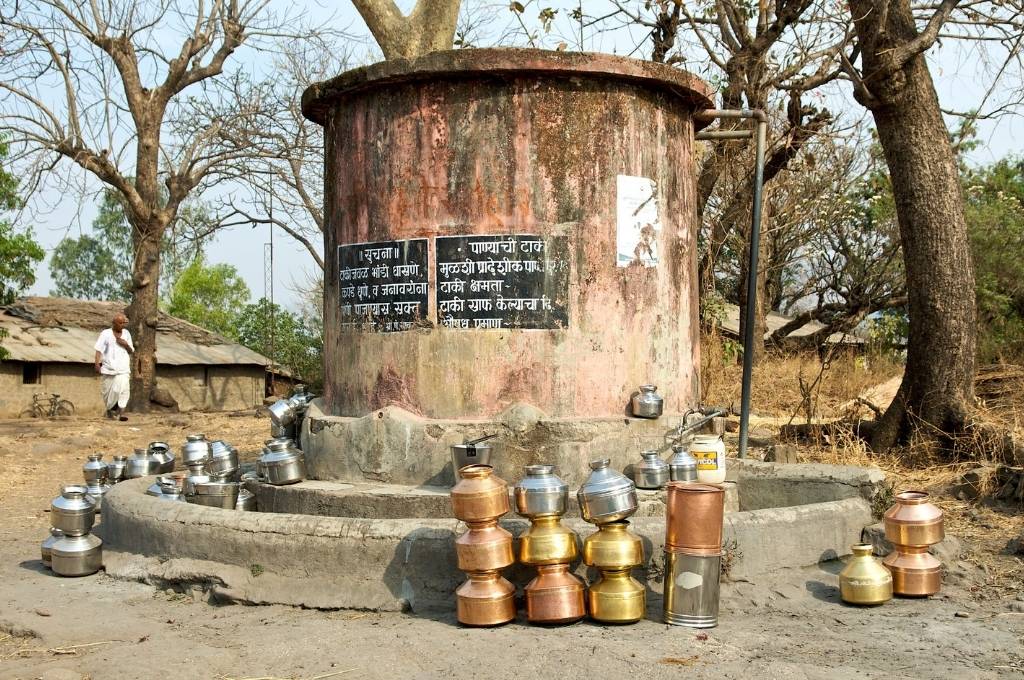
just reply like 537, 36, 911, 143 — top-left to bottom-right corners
0, 0, 334, 409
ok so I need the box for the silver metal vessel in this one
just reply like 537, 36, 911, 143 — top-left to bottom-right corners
50, 485, 96, 536
631, 385, 664, 418
50, 533, 103, 577
576, 459, 638, 525
513, 464, 568, 518
82, 454, 108, 484
663, 551, 721, 628
633, 451, 669, 489
668, 444, 698, 482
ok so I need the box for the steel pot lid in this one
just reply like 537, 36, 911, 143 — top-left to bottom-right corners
209, 440, 235, 458
669, 444, 697, 467
52, 485, 96, 513
578, 459, 634, 499
639, 450, 668, 467
516, 464, 568, 493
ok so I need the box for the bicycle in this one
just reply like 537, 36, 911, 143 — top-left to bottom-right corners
21, 393, 76, 418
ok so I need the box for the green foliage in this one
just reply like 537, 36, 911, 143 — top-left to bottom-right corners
50, 188, 207, 301
866, 308, 908, 355
235, 298, 323, 388
0, 137, 45, 359
166, 258, 251, 340
963, 157, 1024, 363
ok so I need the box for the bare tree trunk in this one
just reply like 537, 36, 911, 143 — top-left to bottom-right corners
351, 0, 461, 59
849, 0, 977, 449
125, 222, 161, 411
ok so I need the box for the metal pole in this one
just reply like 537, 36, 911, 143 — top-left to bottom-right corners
694, 109, 767, 459
738, 119, 767, 459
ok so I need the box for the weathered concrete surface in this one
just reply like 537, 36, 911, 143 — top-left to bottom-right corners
303, 399, 722, 487
102, 477, 871, 612
729, 458, 887, 511
249, 478, 740, 519
308, 49, 713, 421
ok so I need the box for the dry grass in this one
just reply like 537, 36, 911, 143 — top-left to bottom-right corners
701, 333, 902, 420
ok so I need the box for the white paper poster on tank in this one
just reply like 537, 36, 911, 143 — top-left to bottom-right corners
616, 175, 662, 268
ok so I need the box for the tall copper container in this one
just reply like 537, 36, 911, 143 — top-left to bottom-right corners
451, 465, 510, 523
588, 568, 645, 624
665, 482, 724, 554
519, 515, 578, 565
455, 520, 515, 572
456, 570, 517, 626
839, 544, 893, 605
883, 546, 942, 597
582, 521, 643, 569
883, 491, 944, 547
525, 563, 586, 624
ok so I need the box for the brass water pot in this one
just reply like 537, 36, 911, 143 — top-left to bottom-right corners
883, 491, 944, 547
588, 568, 645, 624
456, 570, 517, 626
883, 546, 942, 597
525, 563, 586, 624
583, 521, 643, 569
520, 516, 578, 565
451, 465, 510, 523
839, 544, 893, 606
455, 520, 515, 572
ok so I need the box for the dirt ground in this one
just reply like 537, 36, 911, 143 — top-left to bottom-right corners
2, 413, 1024, 680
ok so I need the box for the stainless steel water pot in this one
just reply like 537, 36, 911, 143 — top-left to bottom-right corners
50, 533, 103, 577
633, 451, 669, 489
577, 459, 638, 525
50, 485, 96, 536
514, 464, 569, 518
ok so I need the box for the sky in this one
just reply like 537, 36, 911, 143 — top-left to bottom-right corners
18, 0, 1024, 311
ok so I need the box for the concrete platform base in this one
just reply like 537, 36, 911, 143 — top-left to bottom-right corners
100, 465, 878, 612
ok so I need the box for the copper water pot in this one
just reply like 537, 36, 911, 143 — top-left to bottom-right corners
451, 465, 510, 523
588, 568, 645, 624
455, 520, 515, 572
665, 482, 724, 554
456, 570, 516, 626
883, 491, 944, 547
519, 515, 578, 565
582, 521, 643, 569
883, 546, 942, 596
524, 563, 586, 624
839, 544, 893, 606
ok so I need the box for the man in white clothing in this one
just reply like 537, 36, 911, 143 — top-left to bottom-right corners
94, 313, 134, 421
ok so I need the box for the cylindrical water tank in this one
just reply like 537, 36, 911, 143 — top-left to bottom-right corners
303, 49, 713, 420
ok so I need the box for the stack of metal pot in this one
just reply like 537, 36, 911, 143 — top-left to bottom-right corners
43, 485, 102, 577
107, 454, 128, 483
181, 434, 240, 509
663, 482, 725, 628
577, 459, 645, 624
258, 437, 306, 485
268, 385, 313, 445
450, 464, 516, 626
124, 446, 164, 479
82, 453, 112, 511
882, 491, 944, 597
514, 465, 584, 625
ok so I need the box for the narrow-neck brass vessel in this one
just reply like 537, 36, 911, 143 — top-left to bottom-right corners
520, 515, 578, 565
525, 563, 586, 624
456, 570, 516, 626
839, 544, 892, 606
588, 568, 645, 623
583, 521, 643, 569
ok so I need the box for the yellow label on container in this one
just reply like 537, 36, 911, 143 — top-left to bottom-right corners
692, 450, 719, 471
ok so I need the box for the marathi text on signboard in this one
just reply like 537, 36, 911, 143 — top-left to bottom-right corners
338, 239, 429, 332
434, 234, 569, 330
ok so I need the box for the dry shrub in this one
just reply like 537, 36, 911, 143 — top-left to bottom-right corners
700, 333, 902, 419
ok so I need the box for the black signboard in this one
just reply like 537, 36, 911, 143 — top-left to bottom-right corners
338, 239, 429, 332
435, 234, 569, 330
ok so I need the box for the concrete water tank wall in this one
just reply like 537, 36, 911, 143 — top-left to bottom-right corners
303, 49, 714, 423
